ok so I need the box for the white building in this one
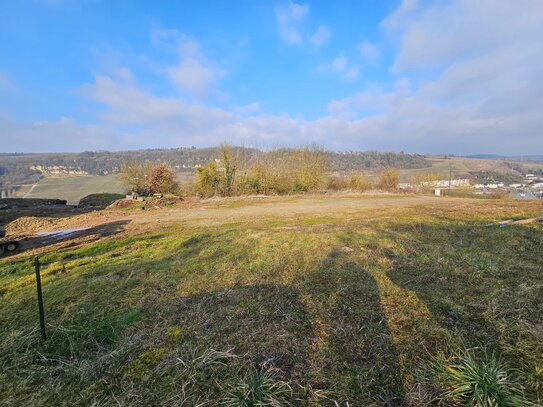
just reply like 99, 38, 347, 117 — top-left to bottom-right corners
421, 179, 471, 188
473, 183, 504, 189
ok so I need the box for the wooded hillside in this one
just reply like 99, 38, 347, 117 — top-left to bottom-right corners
0, 148, 431, 190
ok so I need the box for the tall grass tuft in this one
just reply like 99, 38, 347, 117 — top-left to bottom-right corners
223, 366, 292, 406
427, 350, 534, 407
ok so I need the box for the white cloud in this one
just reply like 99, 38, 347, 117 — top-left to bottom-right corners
163, 36, 223, 99
234, 103, 261, 115
381, 0, 419, 31
387, 1, 543, 72
276, 1, 309, 45
341, 66, 361, 81
0, 114, 114, 152
319, 0, 543, 154
4, 2, 543, 155
310, 25, 330, 46
331, 56, 348, 73
289, 1, 308, 19
319, 56, 361, 81
358, 41, 380, 64
79, 74, 232, 127
150, 28, 179, 46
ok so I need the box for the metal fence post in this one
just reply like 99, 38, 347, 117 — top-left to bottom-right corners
34, 256, 46, 340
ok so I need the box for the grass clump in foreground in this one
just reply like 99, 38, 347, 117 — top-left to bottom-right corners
223, 366, 293, 406
0, 198, 542, 405
421, 349, 533, 406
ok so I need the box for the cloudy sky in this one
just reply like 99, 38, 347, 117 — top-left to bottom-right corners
1, 0, 542, 154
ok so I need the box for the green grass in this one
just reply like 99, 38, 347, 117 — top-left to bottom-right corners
423, 349, 533, 406
0, 201, 542, 405
78, 193, 126, 208
25, 175, 124, 203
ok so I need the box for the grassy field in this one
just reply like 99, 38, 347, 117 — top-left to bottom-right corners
1, 195, 542, 406
23, 173, 197, 203
24, 175, 125, 203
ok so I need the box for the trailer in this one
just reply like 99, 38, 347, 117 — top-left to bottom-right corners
0, 228, 19, 256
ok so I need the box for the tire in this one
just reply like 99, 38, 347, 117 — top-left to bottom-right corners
6, 242, 18, 252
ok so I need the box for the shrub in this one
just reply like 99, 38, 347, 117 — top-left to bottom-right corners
327, 175, 348, 191
195, 145, 238, 197
291, 146, 330, 191
411, 171, 440, 186
425, 351, 533, 407
223, 367, 292, 406
238, 163, 274, 195
120, 161, 152, 196
196, 161, 221, 198
120, 161, 178, 196
349, 172, 372, 191
147, 163, 178, 195
219, 144, 237, 196
195, 145, 330, 197
293, 183, 309, 193
377, 168, 399, 191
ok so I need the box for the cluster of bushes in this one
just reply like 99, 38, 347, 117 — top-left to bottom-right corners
119, 146, 402, 198
195, 145, 331, 197
120, 162, 179, 196
469, 170, 524, 184
326, 169, 399, 192
194, 145, 400, 198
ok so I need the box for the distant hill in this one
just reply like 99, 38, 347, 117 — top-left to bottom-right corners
0, 147, 431, 193
466, 154, 543, 162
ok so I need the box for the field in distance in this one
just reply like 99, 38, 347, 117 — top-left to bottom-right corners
1, 193, 542, 405
24, 175, 124, 203
398, 155, 543, 182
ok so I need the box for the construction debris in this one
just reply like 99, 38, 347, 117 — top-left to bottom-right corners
487, 216, 543, 227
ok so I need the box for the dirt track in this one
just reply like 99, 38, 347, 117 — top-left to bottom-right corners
142, 194, 442, 226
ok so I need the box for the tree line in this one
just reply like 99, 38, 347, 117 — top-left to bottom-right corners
0, 147, 429, 190
119, 145, 401, 197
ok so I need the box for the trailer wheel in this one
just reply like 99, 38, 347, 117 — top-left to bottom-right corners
6, 242, 18, 252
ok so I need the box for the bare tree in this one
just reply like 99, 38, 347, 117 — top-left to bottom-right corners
120, 161, 178, 196
147, 163, 178, 195
377, 168, 399, 191
120, 161, 152, 195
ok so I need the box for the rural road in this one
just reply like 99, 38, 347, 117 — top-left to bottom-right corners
22, 184, 38, 198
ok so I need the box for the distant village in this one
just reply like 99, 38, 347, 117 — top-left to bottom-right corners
400, 173, 543, 199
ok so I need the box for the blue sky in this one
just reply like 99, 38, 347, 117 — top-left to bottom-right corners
1, 0, 542, 154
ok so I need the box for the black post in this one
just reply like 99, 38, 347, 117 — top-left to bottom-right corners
34, 256, 46, 340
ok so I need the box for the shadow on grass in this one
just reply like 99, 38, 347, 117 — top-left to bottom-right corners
384, 220, 543, 398
177, 284, 314, 365
303, 248, 407, 406
1, 228, 409, 405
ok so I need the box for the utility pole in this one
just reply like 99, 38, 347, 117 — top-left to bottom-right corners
449, 164, 452, 195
